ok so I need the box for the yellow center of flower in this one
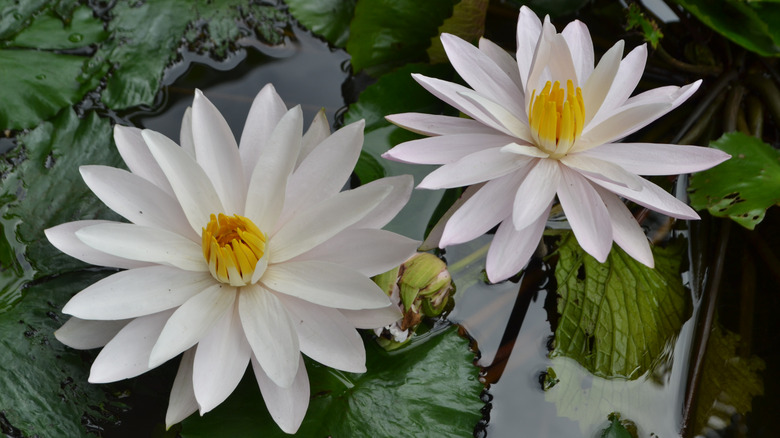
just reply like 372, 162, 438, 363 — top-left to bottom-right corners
528, 80, 585, 158
202, 213, 267, 287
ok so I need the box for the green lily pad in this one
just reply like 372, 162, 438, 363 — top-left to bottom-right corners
346, 0, 458, 76
427, 0, 488, 64
9, 5, 108, 50
180, 325, 483, 437
551, 233, 689, 379
285, 0, 355, 47
688, 132, 780, 230
600, 414, 634, 438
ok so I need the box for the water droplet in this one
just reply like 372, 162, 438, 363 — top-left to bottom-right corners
68, 33, 83, 43
12, 12, 22, 21
35, 74, 46, 80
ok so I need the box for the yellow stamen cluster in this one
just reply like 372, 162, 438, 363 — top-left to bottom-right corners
202, 213, 267, 286
528, 80, 585, 158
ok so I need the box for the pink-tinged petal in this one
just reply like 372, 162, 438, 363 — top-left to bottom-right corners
79, 165, 198, 241
149, 284, 237, 368
192, 90, 245, 214
166, 349, 198, 428
76, 223, 206, 272
586, 175, 700, 220
339, 306, 403, 329
89, 310, 174, 383
512, 158, 561, 230
560, 154, 643, 190
180, 107, 196, 158
349, 174, 413, 230
440, 169, 529, 247
278, 295, 366, 373
441, 33, 527, 120
292, 229, 418, 277
386, 112, 498, 136
239, 83, 289, 177
418, 147, 526, 190
193, 301, 251, 413
557, 167, 613, 262
244, 106, 303, 232
479, 37, 524, 91
238, 285, 299, 388
142, 129, 225, 233
55, 317, 130, 350
62, 266, 213, 320
269, 183, 391, 263
457, 89, 534, 141
113, 125, 174, 196
252, 354, 309, 434
589, 44, 647, 121
383, 133, 517, 165
500, 142, 550, 158
582, 40, 624, 125
562, 19, 594, 84
45, 221, 152, 269
579, 142, 731, 176
485, 210, 549, 283
596, 187, 654, 268
516, 6, 543, 89
279, 119, 363, 225
262, 260, 391, 310
298, 108, 330, 166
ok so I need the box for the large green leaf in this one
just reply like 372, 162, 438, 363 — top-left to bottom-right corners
427, 0, 488, 63
688, 132, 780, 230
346, 0, 458, 76
285, 0, 355, 47
551, 233, 689, 379
9, 5, 108, 49
0, 270, 119, 437
675, 0, 780, 57
180, 325, 483, 437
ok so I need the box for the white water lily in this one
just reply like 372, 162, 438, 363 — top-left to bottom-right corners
46, 84, 419, 433
382, 6, 730, 283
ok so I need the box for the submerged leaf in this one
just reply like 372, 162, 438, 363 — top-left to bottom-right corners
427, 0, 488, 63
688, 132, 780, 230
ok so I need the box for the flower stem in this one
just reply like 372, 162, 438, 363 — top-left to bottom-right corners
674, 70, 737, 144
655, 45, 723, 77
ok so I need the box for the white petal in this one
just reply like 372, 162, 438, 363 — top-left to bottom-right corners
422, 182, 484, 250
512, 158, 561, 230
252, 354, 309, 434
292, 229, 418, 276
239, 83, 289, 178
348, 174, 414, 230
261, 260, 391, 310
441, 33, 526, 120
596, 187, 654, 268
143, 129, 225, 233
386, 112, 498, 136
589, 44, 647, 121
587, 175, 699, 220
192, 90, 245, 214
166, 349, 198, 428
383, 133, 517, 165
582, 40, 624, 125
244, 106, 303, 232
278, 294, 366, 373
269, 182, 391, 263
193, 301, 251, 413
55, 317, 130, 350
500, 142, 550, 158
340, 306, 403, 329
485, 211, 548, 283
457, 89, 533, 140
298, 108, 330, 166
279, 119, 363, 225
516, 6, 543, 89
440, 169, 528, 247
149, 284, 236, 368
562, 19, 594, 84
180, 107, 196, 158
578, 142, 731, 176
560, 154, 643, 190
89, 310, 174, 383
479, 37, 524, 91
79, 165, 198, 241
113, 125, 174, 195
238, 285, 299, 388
45, 221, 152, 269
418, 147, 525, 190
62, 266, 213, 320
557, 167, 613, 262
76, 223, 206, 272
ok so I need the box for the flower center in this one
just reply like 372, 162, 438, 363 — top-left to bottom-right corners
202, 213, 267, 286
528, 80, 585, 158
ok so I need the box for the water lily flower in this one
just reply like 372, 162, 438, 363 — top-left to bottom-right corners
46, 84, 419, 433
382, 6, 730, 283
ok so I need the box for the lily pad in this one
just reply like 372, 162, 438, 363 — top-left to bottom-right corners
285, 0, 355, 47
551, 233, 689, 379
9, 5, 108, 50
180, 325, 483, 437
427, 0, 488, 64
688, 132, 780, 230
